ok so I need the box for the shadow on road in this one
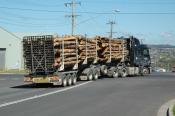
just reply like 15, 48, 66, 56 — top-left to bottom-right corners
11, 83, 62, 89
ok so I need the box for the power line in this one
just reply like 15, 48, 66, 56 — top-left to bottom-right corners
0, 10, 65, 21
1, 0, 63, 8
1, 6, 175, 15
65, 0, 81, 36
76, 15, 100, 26
0, 17, 68, 26
86, 1, 175, 5
0, 6, 68, 13
16, 0, 63, 7
0, 21, 71, 30
0, 15, 104, 30
117, 12, 175, 15
0, 6, 114, 14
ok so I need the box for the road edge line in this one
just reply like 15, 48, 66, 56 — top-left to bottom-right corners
0, 81, 92, 108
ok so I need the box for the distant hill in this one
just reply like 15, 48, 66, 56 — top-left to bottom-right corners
148, 44, 175, 48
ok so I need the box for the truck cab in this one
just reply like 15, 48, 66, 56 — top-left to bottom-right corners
125, 36, 151, 75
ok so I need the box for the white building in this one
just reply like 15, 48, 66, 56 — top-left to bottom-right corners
0, 27, 55, 70
0, 27, 22, 70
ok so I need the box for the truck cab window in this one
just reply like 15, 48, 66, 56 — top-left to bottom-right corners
143, 49, 149, 56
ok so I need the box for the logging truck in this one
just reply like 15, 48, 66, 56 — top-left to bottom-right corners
23, 35, 151, 86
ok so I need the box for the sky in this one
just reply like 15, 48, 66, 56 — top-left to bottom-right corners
0, 0, 175, 45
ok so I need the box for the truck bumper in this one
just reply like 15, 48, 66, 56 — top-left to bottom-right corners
24, 75, 62, 85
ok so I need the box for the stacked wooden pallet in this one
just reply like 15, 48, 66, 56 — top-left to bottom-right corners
95, 36, 128, 62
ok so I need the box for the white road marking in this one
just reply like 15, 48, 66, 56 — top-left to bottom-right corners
11, 78, 20, 80
0, 81, 92, 108
0, 78, 22, 81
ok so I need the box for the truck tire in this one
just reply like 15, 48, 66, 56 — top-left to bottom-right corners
72, 77, 77, 85
62, 77, 67, 87
107, 67, 117, 78
101, 65, 107, 75
113, 68, 119, 78
87, 70, 93, 81
67, 75, 72, 86
121, 68, 127, 78
72, 73, 77, 85
142, 68, 149, 76
93, 69, 99, 80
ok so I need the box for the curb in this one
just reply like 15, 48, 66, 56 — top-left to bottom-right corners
157, 99, 175, 116
168, 103, 174, 116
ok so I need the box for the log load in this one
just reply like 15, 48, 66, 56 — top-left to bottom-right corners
53, 35, 128, 67
53, 36, 78, 67
53, 35, 98, 67
94, 36, 128, 62
78, 36, 98, 61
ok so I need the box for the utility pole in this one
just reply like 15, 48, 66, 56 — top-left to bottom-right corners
65, 0, 81, 36
107, 21, 116, 62
107, 21, 116, 39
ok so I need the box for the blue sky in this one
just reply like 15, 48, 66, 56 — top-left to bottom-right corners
0, 0, 175, 45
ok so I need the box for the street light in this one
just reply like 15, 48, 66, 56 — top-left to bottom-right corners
114, 9, 120, 13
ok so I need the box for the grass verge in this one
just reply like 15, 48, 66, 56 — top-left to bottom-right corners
173, 104, 175, 116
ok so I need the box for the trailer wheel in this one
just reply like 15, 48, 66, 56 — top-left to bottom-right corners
121, 68, 127, 78
67, 75, 72, 86
72, 73, 77, 85
107, 67, 116, 78
87, 70, 93, 81
113, 69, 119, 78
62, 77, 67, 87
101, 65, 107, 75
93, 70, 99, 80
72, 77, 77, 85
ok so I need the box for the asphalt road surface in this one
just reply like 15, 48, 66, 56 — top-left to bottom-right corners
0, 73, 175, 116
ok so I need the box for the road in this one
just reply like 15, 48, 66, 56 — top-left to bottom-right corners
0, 73, 175, 116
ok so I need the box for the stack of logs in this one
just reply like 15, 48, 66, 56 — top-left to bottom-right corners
53, 35, 128, 67
95, 36, 128, 62
54, 36, 78, 67
78, 36, 98, 61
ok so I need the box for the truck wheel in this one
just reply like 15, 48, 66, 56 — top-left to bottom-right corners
101, 65, 107, 75
121, 68, 127, 78
87, 70, 93, 81
72, 74, 77, 85
62, 78, 67, 87
107, 67, 116, 78
143, 68, 149, 76
113, 69, 119, 78
93, 70, 99, 80
72, 77, 77, 85
67, 75, 72, 86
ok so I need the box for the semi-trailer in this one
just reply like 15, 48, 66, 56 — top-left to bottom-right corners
23, 35, 151, 86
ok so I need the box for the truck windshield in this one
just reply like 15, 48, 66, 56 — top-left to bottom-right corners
143, 49, 149, 56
